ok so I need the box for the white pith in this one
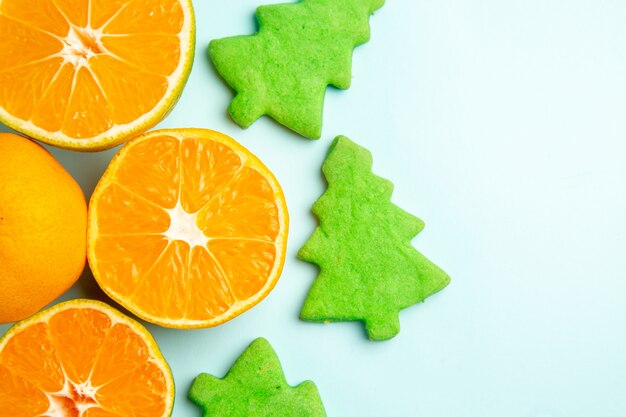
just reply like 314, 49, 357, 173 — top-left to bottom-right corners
43, 378, 98, 417
0, 0, 195, 150
164, 201, 210, 249
59, 26, 101, 67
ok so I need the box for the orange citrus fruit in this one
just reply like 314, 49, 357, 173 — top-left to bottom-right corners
87, 128, 289, 328
0, 299, 174, 417
0, 133, 87, 324
0, 0, 195, 151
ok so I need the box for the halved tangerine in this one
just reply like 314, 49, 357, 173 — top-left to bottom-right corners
0, 0, 195, 150
0, 299, 174, 417
87, 128, 289, 328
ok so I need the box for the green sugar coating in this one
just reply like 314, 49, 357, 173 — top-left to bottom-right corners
209, 0, 384, 139
189, 338, 327, 417
298, 136, 451, 341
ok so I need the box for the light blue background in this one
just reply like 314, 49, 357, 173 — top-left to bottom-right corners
2, 1, 626, 416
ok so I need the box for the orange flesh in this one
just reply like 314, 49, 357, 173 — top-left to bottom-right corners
0, 305, 170, 417
90, 132, 286, 325
0, 0, 184, 139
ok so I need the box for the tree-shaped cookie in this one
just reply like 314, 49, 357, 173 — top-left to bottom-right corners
299, 136, 450, 341
189, 338, 327, 417
209, 0, 384, 139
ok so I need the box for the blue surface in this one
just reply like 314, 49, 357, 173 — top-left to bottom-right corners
2, 1, 626, 416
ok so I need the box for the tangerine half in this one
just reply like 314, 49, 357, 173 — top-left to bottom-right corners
0, 0, 195, 150
87, 128, 289, 328
0, 299, 174, 417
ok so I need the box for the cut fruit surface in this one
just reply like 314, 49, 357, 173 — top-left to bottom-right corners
88, 128, 289, 328
0, 0, 194, 151
0, 299, 174, 417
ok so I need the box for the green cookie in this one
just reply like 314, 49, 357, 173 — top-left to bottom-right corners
299, 136, 451, 341
189, 338, 327, 417
209, 0, 384, 139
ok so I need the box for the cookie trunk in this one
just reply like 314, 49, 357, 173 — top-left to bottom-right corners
365, 313, 401, 341
229, 93, 265, 128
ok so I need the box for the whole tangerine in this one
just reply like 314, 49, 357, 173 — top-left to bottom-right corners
0, 133, 87, 323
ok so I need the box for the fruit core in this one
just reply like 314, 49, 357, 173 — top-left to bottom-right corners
45, 379, 98, 417
61, 27, 103, 66
164, 202, 210, 249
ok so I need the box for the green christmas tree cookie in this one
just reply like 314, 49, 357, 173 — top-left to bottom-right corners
299, 136, 451, 341
189, 338, 327, 417
209, 0, 384, 139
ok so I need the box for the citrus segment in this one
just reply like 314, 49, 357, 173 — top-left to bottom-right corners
186, 247, 235, 319
88, 55, 168, 125
0, 364, 49, 417
90, 323, 149, 386
0, 58, 62, 121
0, 0, 194, 150
83, 409, 119, 417
131, 240, 190, 320
30, 63, 75, 132
180, 138, 243, 213
0, 322, 65, 393
208, 239, 277, 300
90, 0, 130, 30
95, 183, 171, 235
47, 307, 112, 383
115, 135, 180, 208
100, 34, 181, 76
0, 16, 62, 68
196, 167, 281, 240
95, 360, 170, 415
54, 0, 89, 27
63, 66, 113, 138
0, 300, 174, 417
88, 128, 289, 328
103, 0, 184, 35
92, 234, 170, 295
0, 0, 69, 37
